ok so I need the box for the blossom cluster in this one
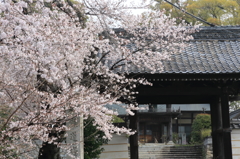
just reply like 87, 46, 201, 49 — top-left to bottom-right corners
0, 0, 196, 158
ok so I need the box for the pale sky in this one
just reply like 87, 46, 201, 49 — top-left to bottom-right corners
125, 0, 156, 15
78, 0, 156, 15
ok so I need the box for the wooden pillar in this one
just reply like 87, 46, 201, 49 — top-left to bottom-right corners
129, 110, 139, 159
168, 117, 173, 141
166, 104, 171, 112
191, 112, 194, 124
167, 104, 172, 141
221, 89, 232, 159
210, 97, 224, 159
143, 122, 146, 143
176, 118, 179, 134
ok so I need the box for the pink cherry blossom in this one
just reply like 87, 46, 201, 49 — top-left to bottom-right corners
0, 0, 197, 158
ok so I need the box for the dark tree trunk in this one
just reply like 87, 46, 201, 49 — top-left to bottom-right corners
38, 142, 61, 159
129, 110, 139, 159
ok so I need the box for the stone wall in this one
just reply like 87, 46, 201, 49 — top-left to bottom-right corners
99, 134, 129, 159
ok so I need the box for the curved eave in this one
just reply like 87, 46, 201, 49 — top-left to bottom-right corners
127, 72, 240, 81
230, 109, 240, 120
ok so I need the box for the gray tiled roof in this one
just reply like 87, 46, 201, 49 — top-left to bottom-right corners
124, 26, 240, 74
230, 109, 240, 129
230, 109, 240, 120
192, 26, 240, 40
162, 40, 240, 74
230, 123, 240, 129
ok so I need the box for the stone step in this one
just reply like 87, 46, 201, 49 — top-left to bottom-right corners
141, 154, 202, 157
162, 147, 202, 150
140, 151, 201, 154
139, 156, 202, 159
139, 148, 164, 151
162, 146, 202, 149
139, 145, 203, 159
159, 150, 202, 153
159, 153, 201, 155
140, 156, 202, 158
161, 148, 202, 150
158, 157, 202, 159
139, 156, 203, 158
159, 151, 202, 154
140, 150, 202, 153
140, 146, 202, 149
158, 156, 202, 159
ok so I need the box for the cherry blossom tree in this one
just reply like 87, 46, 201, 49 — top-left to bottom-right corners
0, 0, 196, 158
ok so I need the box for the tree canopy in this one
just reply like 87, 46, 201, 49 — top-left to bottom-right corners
153, 0, 240, 25
230, 101, 240, 112
191, 114, 211, 143
84, 118, 108, 159
0, 0, 196, 158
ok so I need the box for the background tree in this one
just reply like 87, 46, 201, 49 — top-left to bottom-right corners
230, 101, 240, 112
83, 118, 108, 159
191, 114, 211, 143
152, 0, 192, 24
83, 115, 124, 159
0, 0, 196, 158
153, 0, 240, 25
0, 105, 17, 159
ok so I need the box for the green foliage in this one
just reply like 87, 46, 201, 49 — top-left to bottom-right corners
0, 145, 17, 159
84, 118, 108, 159
230, 101, 240, 112
191, 114, 211, 143
200, 129, 211, 140
0, 105, 10, 126
172, 132, 179, 144
153, 0, 240, 26
200, 129, 211, 158
152, 0, 191, 24
112, 115, 124, 123
0, 106, 17, 158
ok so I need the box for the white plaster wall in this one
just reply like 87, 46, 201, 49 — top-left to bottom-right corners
232, 129, 240, 159
99, 134, 129, 159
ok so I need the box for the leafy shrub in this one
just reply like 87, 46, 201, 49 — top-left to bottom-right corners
84, 118, 108, 159
112, 115, 124, 123
0, 105, 17, 158
191, 114, 211, 143
172, 132, 179, 144
200, 129, 211, 140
